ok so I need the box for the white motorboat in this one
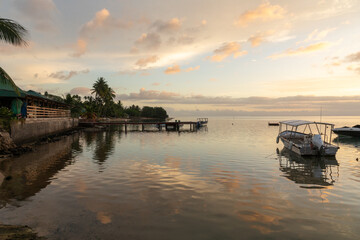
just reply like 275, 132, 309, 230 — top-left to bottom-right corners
333, 125, 360, 137
276, 120, 339, 156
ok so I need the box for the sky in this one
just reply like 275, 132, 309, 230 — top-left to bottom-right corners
1, 0, 360, 116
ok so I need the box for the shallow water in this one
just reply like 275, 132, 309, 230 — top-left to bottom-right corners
1, 117, 360, 239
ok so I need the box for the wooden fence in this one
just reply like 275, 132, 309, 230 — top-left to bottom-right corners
27, 105, 71, 118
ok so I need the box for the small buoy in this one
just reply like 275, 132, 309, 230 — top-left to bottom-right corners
232, 123, 234, 125
356, 158, 359, 161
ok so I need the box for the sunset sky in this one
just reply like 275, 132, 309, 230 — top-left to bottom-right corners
1, 0, 360, 116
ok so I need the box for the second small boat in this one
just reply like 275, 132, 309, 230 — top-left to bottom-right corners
333, 125, 360, 137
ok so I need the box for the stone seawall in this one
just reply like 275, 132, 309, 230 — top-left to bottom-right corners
10, 118, 79, 144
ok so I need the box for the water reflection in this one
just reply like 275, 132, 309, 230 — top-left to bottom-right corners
333, 136, 360, 148
0, 135, 80, 208
81, 128, 118, 171
277, 148, 339, 188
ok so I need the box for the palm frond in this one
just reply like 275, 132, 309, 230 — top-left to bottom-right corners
0, 18, 28, 46
0, 67, 21, 96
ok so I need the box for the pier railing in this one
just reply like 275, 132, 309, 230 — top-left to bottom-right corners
27, 105, 71, 118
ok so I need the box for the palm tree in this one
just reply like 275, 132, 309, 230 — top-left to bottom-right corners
91, 77, 108, 100
0, 18, 28, 94
0, 18, 28, 46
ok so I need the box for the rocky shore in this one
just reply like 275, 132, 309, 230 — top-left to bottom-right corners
0, 224, 45, 239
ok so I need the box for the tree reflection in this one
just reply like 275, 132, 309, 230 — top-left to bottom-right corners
92, 129, 116, 171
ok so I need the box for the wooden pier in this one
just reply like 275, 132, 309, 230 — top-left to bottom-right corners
79, 121, 200, 133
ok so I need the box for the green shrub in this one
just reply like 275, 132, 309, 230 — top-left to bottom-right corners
0, 107, 13, 132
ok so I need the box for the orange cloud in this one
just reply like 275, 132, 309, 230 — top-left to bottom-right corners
80, 8, 133, 37
235, 2, 286, 27
72, 39, 87, 57
165, 64, 181, 74
209, 42, 247, 62
269, 42, 331, 59
248, 30, 276, 47
80, 8, 110, 37
185, 66, 200, 72
248, 35, 264, 47
135, 55, 159, 68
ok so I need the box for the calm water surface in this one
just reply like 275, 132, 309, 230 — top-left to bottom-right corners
1, 117, 360, 239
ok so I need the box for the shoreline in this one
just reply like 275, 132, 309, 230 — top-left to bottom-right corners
0, 224, 45, 239
0, 127, 81, 160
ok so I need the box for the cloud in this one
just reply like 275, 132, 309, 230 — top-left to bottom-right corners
152, 18, 182, 32
247, 30, 277, 47
135, 55, 159, 68
119, 88, 180, 100
185, 66, 200, 72
345, 51, 360, 62
72, 8, 137, 57
72, 39, 87, 57
235, 2, 286, 27
135, 33, 161, 50
302, 28, 336, 43
14, 0, 57, 31
248, 35, 264, 47
209, 42, 247, 62
70, 87, 92, 96
165, 64, 181, 74
164, 65, 199, 74
118, 89, 360, 116
152, 82, 161, 86
80, 8, 133, 37
176, 34, 195, 45
49, 69, 89, 80
269, 42, 331, 59
347, 65, 360, 74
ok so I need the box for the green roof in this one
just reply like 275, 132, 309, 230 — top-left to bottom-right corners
0, 71, 67, 106
0, 71, 25, 98
0, 89, 26, 98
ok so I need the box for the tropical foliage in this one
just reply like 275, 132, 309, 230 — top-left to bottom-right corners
0, 17, 28, 94
63, 78, 168, 120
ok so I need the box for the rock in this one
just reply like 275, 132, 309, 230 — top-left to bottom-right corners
0, 224, 45, 239
0, 131, 16, 152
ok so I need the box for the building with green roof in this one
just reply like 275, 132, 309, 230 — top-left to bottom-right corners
1, 73, 70, 118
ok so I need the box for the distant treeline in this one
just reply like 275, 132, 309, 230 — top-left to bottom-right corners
55, 77, 168, 120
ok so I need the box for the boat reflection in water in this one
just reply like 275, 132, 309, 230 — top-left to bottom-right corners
333, 136, 360, 148
0, 134, 80, 208
276, 148, 339, 189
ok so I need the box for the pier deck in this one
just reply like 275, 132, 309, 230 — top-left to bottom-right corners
79, 121, 200, 132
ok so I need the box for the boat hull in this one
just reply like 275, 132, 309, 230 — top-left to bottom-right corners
333, 129, 360, 137
280, 137, 338, 156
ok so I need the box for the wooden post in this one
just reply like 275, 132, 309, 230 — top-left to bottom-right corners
125, 123, 127, 134
142, 124, 144, 131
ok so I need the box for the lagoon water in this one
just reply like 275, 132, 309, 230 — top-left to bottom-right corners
1, 117, 360, 239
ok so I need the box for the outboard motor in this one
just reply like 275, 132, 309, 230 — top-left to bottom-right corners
312, 134, 323, 149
